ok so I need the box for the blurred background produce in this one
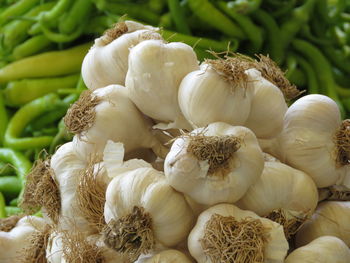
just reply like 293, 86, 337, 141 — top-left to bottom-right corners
0, 0, 349, 217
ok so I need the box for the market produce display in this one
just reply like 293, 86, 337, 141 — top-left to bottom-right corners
0, 0, 350, 262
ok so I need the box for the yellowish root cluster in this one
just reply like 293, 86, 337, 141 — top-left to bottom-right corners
187, 135, 241, 175
63, 90, 101, 135
0, 215, 22, 232
200, 214, 268, 263
20, 159, 60, 224
103, 206, 154, 261
101, 22, 128, 45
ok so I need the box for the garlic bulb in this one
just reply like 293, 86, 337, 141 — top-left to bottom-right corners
135, 249, 193, 263
0, 216, 47, 263
188, 204, 289, 263
103, 167, 194, 261
126, 39, 199, 130
164, 122, 264, 205
178, 61, 254, 129
295, 201, 350, 247
243, 68, 287, 139
237, 159, 318, 239
285, 236, 350, 263
82, 21, 162, 90
64, 85, 168, 162
279, 94, 349, 188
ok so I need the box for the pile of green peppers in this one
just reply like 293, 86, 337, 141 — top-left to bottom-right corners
0, 0, 349, 216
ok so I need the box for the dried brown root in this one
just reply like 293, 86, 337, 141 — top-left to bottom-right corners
77, 159, 106, 231
139, 31, 164, 41
266, 209, 308, 239
19, 159, 60, 224
253, 54, 302, 100
103, 206, 154, 261
325, 185, 350, 201
63, 90, 101, 135
334, 119, 350, 167
20, 225, 51, 263
61, 228, 105, 263
200, 214, 268, 263
187, 135, 241, 174
0, 215, 23, 232
204, 55, 251, 90
100, 22, 129, 45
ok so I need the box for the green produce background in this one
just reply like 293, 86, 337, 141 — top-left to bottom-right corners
0, 0, 349, 217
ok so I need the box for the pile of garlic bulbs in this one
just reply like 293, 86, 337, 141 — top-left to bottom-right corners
1, 21, 350, 263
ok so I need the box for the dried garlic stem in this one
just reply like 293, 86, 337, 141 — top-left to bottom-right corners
334, 119, 350, 167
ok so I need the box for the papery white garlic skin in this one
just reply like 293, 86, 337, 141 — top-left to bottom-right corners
164, 122, 264, 205
50, 142, 91, 233
244, 68, 287, 139
46, 231, 64, 263
285, 236, 350, 263
178, 63, 253, 128
279, 94, 345, 187
237, 160, 318, 218
126, 39, 198, 129
0, 216, 46, 263
296, 201, 350, 247
73, 85, 166, 162
104, 167, 194, 248
135, 249, 193, 263
188, 204, 288, 263
82, 21, 161, 90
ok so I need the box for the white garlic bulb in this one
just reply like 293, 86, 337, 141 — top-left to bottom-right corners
285, 236, 350, 263
178, 62, 254, 129
82, 21, 162, 90
126, 39, 199, 130
188, 204, 289, 263
0, 216, 47, 263
103, 167, 194, 261
237, 159, 318, 238
295, 201, 350, 247
243, 68, 287, 139
164, 122, 264, 205
135, 249, 193, 263
279, 94, 349, 188
64, 85, 168, 162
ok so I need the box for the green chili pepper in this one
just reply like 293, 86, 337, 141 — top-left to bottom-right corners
39, 0, 73, 23
149, 0, 166, 13
293, 54, 319, 94
280, 0, 316, 51
252, 9, 283, 64
28, 104, 69, 131
0, 42, 91, 83
322, 46, 350, 74
0, 148, 31, 184
159, 12, 174, 29
269, 0, 296, 18
9, 197, 18, 206
3, 74, 79, 106
0, 0, 40, 26
162, 29, 237, 52
217, 1, 263, 53
0, 161, 14, 176
317, 0, 346, 24
0, 92, 8, 146
4, 93, 61, 150
226, 0, 262, 15
187, 0, 246, 39
0, 192, 5, 218
12, 34, 52, 60
58, 0, 93, 34
0, 176, 21, 201
292, 39, 348, 117
5, 206, 22, 216
167, 0, 191, 34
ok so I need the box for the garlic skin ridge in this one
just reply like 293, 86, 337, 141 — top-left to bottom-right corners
285, 236, 350, 263
178, 63, 254, 129
244, 68, 288, 139
135, 249, 193, 263
164, 122, 264, 205
82, 20, 161, 90
126, 39, 199, 130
